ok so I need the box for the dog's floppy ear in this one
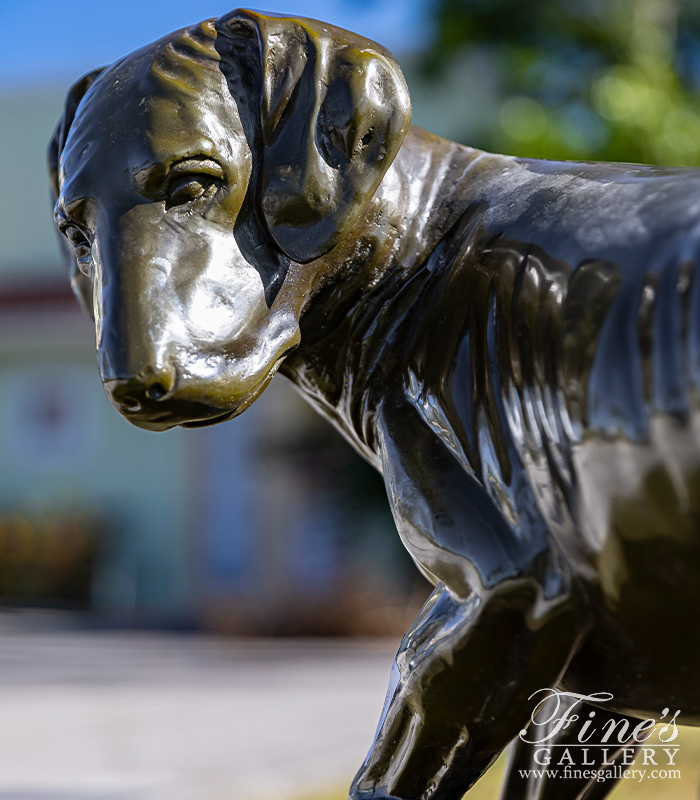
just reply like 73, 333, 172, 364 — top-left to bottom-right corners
216, 9, 412, 263
48, 68, 105, 319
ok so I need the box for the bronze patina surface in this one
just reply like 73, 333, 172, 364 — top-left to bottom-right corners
48, 9, 700, 800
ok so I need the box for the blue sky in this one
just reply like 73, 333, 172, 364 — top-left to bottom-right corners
0, 0, 429, 89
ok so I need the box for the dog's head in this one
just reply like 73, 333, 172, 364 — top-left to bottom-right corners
49, 9, 410, 430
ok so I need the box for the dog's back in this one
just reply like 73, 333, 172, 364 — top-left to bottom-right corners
399, 153, 700, 715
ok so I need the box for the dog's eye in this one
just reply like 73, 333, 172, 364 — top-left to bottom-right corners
166, 176, 217, 208
62, 224, 93, 277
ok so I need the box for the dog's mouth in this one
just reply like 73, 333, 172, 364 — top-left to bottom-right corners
180, 409, 237, 428
119, 406, 234, 432
177, 350, 292, 429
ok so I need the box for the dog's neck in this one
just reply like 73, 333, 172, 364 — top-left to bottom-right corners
279, 126, 488, 464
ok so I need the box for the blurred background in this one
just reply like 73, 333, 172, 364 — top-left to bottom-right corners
2, 0, 700, 798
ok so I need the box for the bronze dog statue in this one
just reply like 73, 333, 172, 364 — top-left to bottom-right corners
49, 9, 700, 799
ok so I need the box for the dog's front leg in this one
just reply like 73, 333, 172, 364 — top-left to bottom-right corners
350, 576, 581, 800
349, 403, 587, 800
349, 581, 581, 800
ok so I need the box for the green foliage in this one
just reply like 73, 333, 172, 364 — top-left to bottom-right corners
425, 0, 700, 164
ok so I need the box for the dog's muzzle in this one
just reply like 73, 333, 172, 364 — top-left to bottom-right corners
104, 374, 234, 431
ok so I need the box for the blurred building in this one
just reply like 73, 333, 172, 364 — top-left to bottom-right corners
0, 89, 426, 632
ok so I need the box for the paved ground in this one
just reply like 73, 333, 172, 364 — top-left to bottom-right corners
0, 612, 400, 800
3, 612, 700, 800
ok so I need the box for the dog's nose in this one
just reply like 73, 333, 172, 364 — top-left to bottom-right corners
105, 365, 176, 411
145, 382, 168, 401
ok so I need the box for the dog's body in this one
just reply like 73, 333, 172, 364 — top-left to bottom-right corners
48, 10, 700, 800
